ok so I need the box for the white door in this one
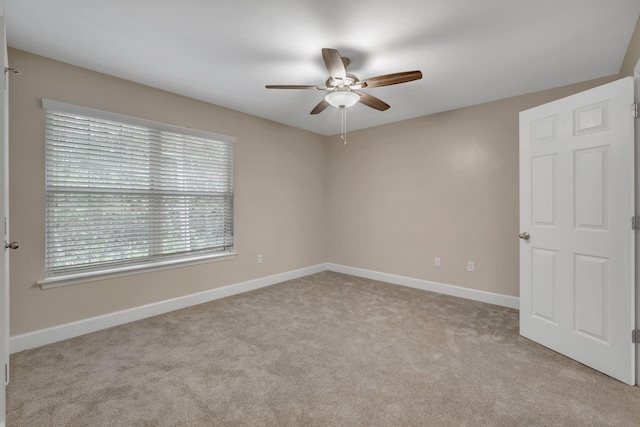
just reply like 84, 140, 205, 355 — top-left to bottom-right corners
519, 77, 635, 385
0, 2, 8, 424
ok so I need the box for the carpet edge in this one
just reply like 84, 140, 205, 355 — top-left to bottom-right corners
9, 263, 328, 354
326, 263, 519, 309
11, 263, 519, 353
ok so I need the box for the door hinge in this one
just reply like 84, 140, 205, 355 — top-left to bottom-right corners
633, 102, 639, 119
633, 329, 640, 344
632, 215, 640, 230
3, 68, 19, 90
4, 363, 6, 384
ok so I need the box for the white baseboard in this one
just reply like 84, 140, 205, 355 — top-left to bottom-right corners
10, 263, 327, 354
10, 262, 518, 353
326, 263, 519, 309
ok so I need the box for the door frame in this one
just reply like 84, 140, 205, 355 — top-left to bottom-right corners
0, 0, 7, 423
0, 1, 7, 424
634, 61, 640, 386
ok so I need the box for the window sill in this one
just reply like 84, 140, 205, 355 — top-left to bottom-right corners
37, 252, 238, 290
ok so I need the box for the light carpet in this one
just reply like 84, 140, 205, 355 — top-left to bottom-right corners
7, 271, 640, 426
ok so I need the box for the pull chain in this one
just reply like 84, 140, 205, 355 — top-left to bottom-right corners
340, 105, 348, 145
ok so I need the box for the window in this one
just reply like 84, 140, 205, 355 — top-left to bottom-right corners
43, 99, 234, 282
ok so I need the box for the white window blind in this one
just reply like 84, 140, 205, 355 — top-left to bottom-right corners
43, 99, 234, 279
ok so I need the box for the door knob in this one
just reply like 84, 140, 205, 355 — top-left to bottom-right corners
519, 232, 530, 240
5, 241, 19, 250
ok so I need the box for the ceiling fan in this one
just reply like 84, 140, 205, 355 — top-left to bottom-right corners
265, 48, 423, 115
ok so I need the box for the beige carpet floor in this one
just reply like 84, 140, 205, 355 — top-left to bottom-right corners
7, 271, 640, 426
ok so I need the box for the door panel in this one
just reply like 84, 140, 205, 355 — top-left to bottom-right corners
531, 155, 557, 225
531, 248, 557, 323
573, 254, 608, 341
574, 147, 607, 228
519, 77, 635, 385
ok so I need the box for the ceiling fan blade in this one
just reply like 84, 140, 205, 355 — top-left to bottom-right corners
360, 70, 422, 88
355, 91, 390, 111
310, 99, 330, 115
322, 48, 347, 80
265, 85, 322, 90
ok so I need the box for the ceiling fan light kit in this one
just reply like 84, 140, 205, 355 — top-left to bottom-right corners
266, 48, 422, 143
325, 90, 360, 108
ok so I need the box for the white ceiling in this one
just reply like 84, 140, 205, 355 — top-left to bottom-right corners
5, 0, 640, 136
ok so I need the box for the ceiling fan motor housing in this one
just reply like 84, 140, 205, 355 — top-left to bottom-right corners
326, 72, 359, 89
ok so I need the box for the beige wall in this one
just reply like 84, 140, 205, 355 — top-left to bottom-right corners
325, 76, 617, 297
620, 15, 640, 77
8, 49, 327, 335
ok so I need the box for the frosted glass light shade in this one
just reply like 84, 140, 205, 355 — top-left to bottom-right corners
325, 91, 359, 108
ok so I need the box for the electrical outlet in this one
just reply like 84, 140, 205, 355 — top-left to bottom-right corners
467, 261, 475, 272
258, 254, 263, 264
434, 257, 441, 267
